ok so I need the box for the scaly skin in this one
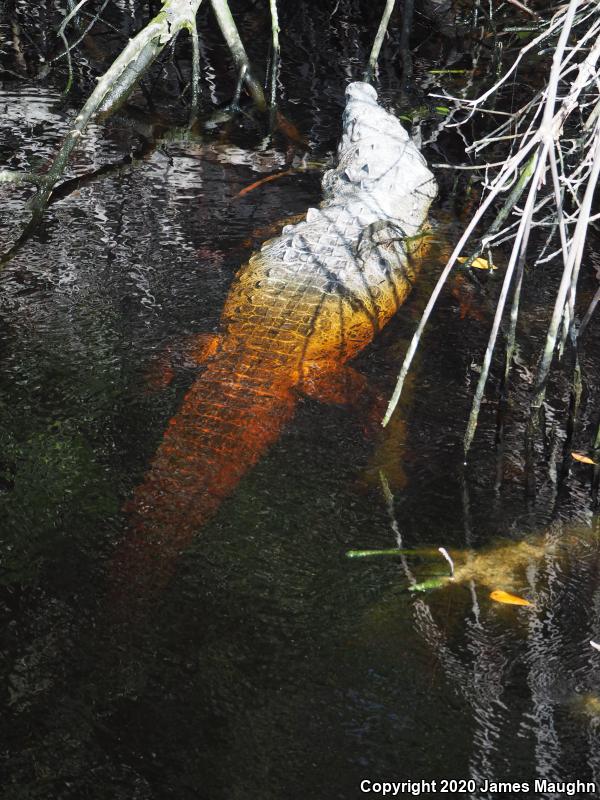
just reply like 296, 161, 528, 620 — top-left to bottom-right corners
112, 82, 437, 601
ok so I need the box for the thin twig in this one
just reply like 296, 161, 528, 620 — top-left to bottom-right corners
209, 0, 267, 111
364, 0, 396, 83
269, 0, 280, 109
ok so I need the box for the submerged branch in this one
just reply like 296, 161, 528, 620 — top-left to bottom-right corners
0, 0, 205, 267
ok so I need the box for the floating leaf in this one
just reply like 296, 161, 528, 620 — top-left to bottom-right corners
490, 589, 532, 606
571, 452, 597, 465
457, 256, 495, 270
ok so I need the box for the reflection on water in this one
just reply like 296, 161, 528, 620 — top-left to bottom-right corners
1, 9, 600, 799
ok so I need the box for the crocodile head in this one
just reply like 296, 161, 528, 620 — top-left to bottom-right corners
322, 81, 437, 235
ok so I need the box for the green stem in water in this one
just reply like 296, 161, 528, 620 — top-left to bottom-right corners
346, 547, 451, 559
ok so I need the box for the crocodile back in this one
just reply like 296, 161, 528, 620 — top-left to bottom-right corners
113, 82, 437, 608
222, 81, 436, 363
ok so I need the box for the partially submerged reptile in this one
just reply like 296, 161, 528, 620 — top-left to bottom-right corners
112, 82, 437, 598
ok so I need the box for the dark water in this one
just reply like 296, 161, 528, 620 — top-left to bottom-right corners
1, 3, 600, 799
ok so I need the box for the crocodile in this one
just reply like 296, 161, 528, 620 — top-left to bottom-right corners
112, 81, 437, 599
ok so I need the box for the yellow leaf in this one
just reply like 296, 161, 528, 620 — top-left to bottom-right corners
571, 452, 597, 465
490, 589, 532, 607
457, 256, 495, 270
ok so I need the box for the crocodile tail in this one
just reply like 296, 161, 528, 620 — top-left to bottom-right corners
110, 368, 297, 610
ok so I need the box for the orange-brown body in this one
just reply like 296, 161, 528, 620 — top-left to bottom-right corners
111, 82, 437, 602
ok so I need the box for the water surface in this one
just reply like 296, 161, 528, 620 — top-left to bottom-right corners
1, 6, 600, 798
